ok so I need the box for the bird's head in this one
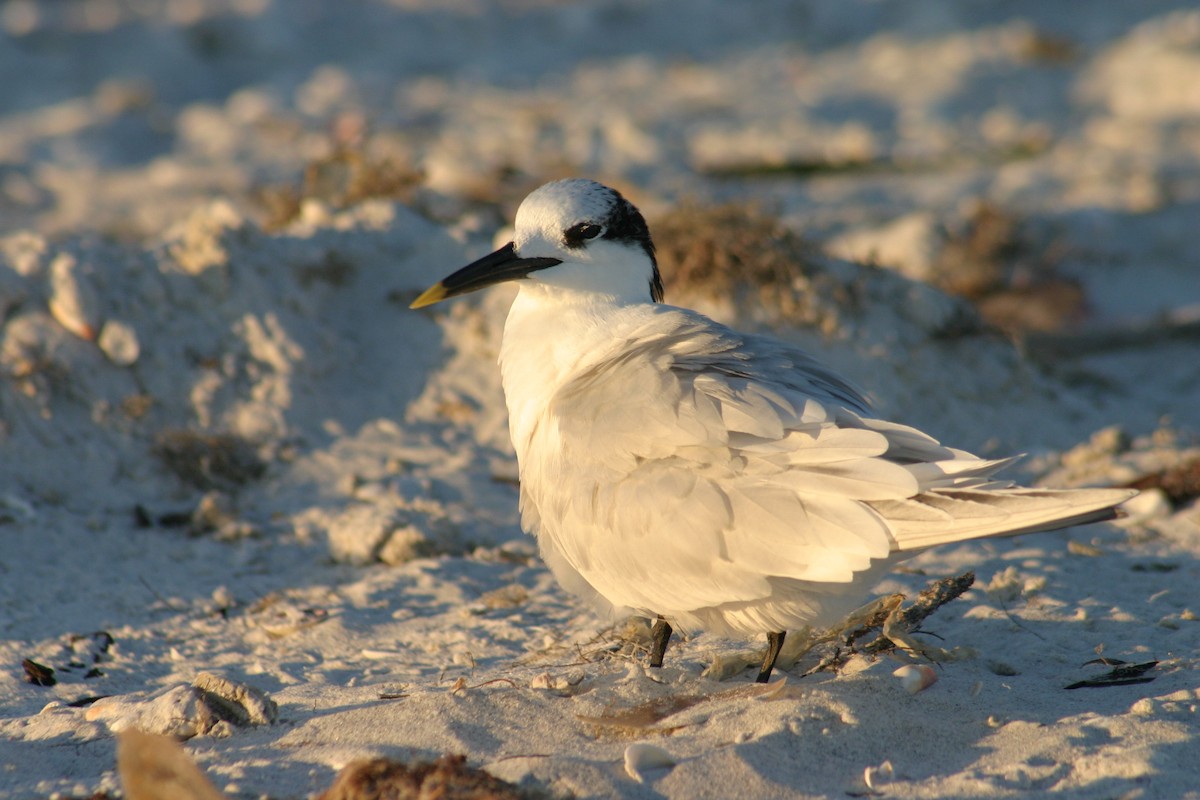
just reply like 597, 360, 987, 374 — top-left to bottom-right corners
410, 179, 663, 309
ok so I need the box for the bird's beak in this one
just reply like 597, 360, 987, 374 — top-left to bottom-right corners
409, 242, 562, 309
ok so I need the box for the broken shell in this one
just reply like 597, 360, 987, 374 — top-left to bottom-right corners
85, 674, 276, 738
47, 252, 101, 341
98, 319, 140, 366
623, 743, 676, 783
893, 664, 938, 694
864, 759, 895, 790
191, 672, 278, 726
531, 670, 585, 696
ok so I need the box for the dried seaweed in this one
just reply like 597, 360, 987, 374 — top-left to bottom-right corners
1126, 456, 1200, 508
861, 571, 977, 656
318, 754, 539, 800
934, 203, 1085, 334
1065, 659, 1159, 690
257, 148, 424, 231
800, 572, 976, 676
22, 658, 55, 687
651, 203, 849, 333
153, 430, 266, 491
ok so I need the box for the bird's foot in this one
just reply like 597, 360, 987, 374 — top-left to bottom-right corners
703, 627, 818, 681
649, 617, 673, 668
755, 631, 787, 683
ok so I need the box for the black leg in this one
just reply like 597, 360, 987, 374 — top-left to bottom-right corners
649, 617, 673, 668
756, 631, 786, 683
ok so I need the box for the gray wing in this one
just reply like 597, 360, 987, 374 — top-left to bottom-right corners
520, 307, 1131, 627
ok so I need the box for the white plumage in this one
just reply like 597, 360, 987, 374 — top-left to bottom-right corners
412, 178, 1134, 679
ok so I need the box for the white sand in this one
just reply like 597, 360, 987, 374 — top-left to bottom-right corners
1, 2, 1199, 798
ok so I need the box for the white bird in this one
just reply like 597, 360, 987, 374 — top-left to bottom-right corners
411, 179, 1135, 682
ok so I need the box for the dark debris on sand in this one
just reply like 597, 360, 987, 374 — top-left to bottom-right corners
318, 755, 545, 800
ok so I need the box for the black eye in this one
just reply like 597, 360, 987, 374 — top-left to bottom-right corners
564, 223, 603, 248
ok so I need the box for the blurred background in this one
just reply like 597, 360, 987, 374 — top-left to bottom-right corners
2, 0, 1199, 458
3, 0, 1198, 333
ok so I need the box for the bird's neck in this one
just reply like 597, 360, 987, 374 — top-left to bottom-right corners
499, 286, 637, 459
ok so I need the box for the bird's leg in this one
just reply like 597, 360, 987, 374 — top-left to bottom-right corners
649, 617, 673, 668
756, 631, 787, 683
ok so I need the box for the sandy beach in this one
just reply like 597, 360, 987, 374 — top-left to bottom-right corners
1, 2, 1198, 798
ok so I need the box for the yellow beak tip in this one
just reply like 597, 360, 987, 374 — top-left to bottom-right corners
409, 284, 448, 309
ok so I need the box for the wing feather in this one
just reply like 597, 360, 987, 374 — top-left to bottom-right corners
512, 305, 1132, 634
873, 487, 1136, 551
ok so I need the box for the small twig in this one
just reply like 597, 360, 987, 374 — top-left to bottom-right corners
997, 601, 1048, 642
138, 575, 186, 611
800, 646, 849, 677
886, 572, 975, 632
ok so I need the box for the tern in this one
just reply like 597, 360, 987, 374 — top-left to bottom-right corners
411, 179, 1134, 682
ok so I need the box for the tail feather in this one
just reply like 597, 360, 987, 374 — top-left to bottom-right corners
872, 487, 1136, 552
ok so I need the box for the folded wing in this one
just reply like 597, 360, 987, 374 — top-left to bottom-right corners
519, 308, 1132, 629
